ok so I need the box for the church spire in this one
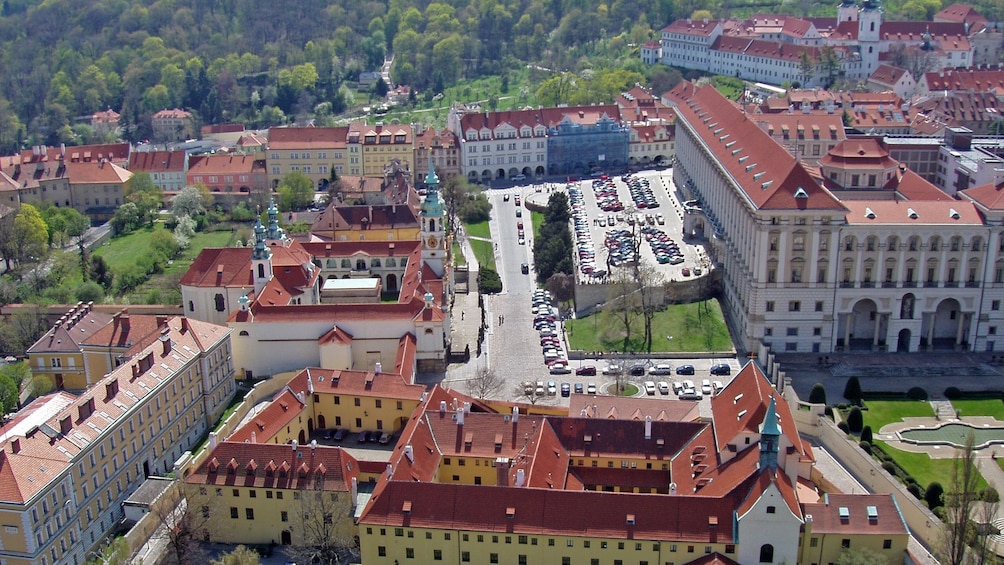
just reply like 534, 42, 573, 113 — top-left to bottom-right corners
759, 396, 781, 470
421, 159, 443, 218
265, 197, 285, 241
252, 217, 269, 261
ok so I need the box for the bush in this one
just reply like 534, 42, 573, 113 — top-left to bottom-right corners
75, 281, 105, 303
859, 440, 872, 454
907, 482, 924, 500
860, 425, 873, 444
823, 406, 833, 418
808, 383, 827, 404
881, 461, 896, 474
843, 376, 862, 402
907, 386, 928, 400
836, 403, 847, 410
847, 406, 863, 433
944, 386, 962, 399
837, 421, 850, 434
925, 482, 944, 509
478, 268, 502, 294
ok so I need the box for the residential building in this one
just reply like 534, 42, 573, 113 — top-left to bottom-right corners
667, 80, 1004, 354
26, 303, 113, 391
186, 153, 268, 209
909, 90, 1004, 135
89, 109, 120, 137
751, 113, 846, 166
0, 316, 235, 565
883, 136, 943, 183
347, 121, 414, 178
151, 108, 195, 142
917, 67, 1004, 95
127, 150, 189, 195
640, 40, 662, 65
866, 64, 916, 99
0, 169, 19, 218
310, 204, 420, 242
935, 127, 1004, 193
201, 124, 246, 144
267, 126, 348, 190
799, 493, 910, 565
628, 125, 676, 168
414, 126, 462, 185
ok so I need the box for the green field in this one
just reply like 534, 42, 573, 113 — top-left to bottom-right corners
950, 399, 1004, 420
875, 440, 987, 491
463, 220, 491, 240
566, 300, 732, 353
468, 238, 496, 271
858, 400, 935, 432
452, 242, 466, 266
531, 211, 544, 240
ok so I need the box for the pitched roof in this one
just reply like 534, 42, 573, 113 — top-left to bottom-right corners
922, 68, 1004, 92
311, 204, 419, 234
152, 108, 191, 119
662, 18, 723, 37
567, 395, 700, 422
179, 247, 253, 288
128, 150, 188, 174
666, 82, 846, 212
28, 303, 114, 354
869, 64, 909, 87
65, 160, 132, 185
458, 105, 623, 136
80, 311, 166, 349
228, 389, 306, 443
934, 3, 988, 27
185, 440, 358, 492
267, 126, 348, 149
187, 154, 263, 176
961, 180, 1004, 211
286, 367, 426, 401
803, 493, 909, 535
843, 198, 983, 225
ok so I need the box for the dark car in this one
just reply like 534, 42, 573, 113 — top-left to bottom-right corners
369, 430, 381, 442
357, 431, 369, 443
378, 432, 393, 444
710, 363, 732, 376
675, 364, 695, 375
521, 263, 529, 274
575, 365, 597, 376
332, 428, 347, 441
628, 364, 646, 377
560, 382, 571, 397
574, 383, 584, 394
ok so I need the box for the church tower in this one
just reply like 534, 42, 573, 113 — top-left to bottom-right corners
759, 396, 781, 470
837, 0, 858, 23
265, 197, 287, 242
419, 160, 446, 277
858, 0, 882, 42
251, 217, 272, 296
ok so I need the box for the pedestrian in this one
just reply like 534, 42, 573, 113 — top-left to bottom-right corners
461, 311, 465, 321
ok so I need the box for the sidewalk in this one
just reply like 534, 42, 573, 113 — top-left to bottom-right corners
445, 231, 485, 386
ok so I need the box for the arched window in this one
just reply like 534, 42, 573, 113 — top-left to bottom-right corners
887, 236, 898, 251
214, 294, 225, 312
239, 331, 250, 336
341, 259, 350, 268
188, 301, 194, 312
951, 236, 962, 252
908, 236, 920, 252
866, 236, 877, 252
356, 259, 367, 270
386, 258, 396, 268
429, 219, 436, 232
371, 258, 381, 268
930, 236, 940, 252
258, 264, 265, 278
759, 544, 774, 563
844, 236, 856, 251
972, 237, 982, 252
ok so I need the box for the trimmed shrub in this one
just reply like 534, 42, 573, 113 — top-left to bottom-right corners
907, 483, 924, 500
823, 406, 833, 418
808, 383, 827, 404
847, 406, 864, 434
75, 281, 105, 303
843, 376, 862, 402
925, 482, 944, 509
860, 425, 873, 444
944, 387, 962, 399
837, 421, 850, 434
907, 386, 928, 400
881, 461, 896, 474
859, 440, 872, 455
478, 268, 502, 294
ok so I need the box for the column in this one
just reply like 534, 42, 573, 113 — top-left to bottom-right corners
872, 313, 881, 348
844, 314, 853, 349
927, 313, 936, 351
956, 313, 966, 348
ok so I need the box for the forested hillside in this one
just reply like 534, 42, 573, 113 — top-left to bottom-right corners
0, 0, 995, 154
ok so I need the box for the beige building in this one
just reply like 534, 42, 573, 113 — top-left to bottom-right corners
0, 316, 235, 565
151, 108, 195, 142
267, 126, 348, 190
347, 121, 414, 177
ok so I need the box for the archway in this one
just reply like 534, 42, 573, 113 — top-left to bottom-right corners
467, 171, 479, 181
387, 273, 398, 292
844, 299, 882, 350
281, 530, 292, 545
298, 429, 306, 444
922, 298, 964, 350
496, 168, 506, 179
481, 170, 492, 181
318, 414, 326, 429
307, 418, 314, 434
535, 166, 546, 176
897, 329, 912, 352
508, 167, 519, 178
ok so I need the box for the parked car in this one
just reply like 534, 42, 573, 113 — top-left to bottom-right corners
357, 431, 369, 443
504, 194, 510, 202
521, 262, 530, 274
675, 364, 695, 375
550, 364, 571, 375
586, 383, 598, 394
535, 382, 546, 396
713, 380, 724, 392
574, 383, 584, 394
680, 390, 703, 400
332, 428, 347, 441
710, 363, 731, 376
322, 429, 333, 440
602, 364, 623, 375
378, 432, 392, 444
512, 174, 527, 182
629, 364, 647, 377
561, 382, 571, 397
547, 380, 558, 394
657, 381, 671, 395
644, 381, 657, 395
649, 364, 672, 376
576, 365, 597, 376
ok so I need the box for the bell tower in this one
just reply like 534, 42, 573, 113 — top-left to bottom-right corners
251, 217, 272, 296
419, 160, 446, 277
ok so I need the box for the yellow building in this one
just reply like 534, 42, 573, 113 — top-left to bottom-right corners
799, 494, 910, 565
309, 204, 420, 242
0, 317, 235, 565
267, 126, 350, 190
27, 303, 112, 391
184, 440, 360, 547
348, 121, 414, 177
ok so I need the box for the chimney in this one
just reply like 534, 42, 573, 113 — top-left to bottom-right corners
645, 416, 652, 440
374, 362, 382, 374
105, 379, 119, 399
159, 331, 172, 356
670, 482, 677, 495
209, 431, 218, 450
386, 463, 393, 477
404, 444, 414, 462
310, 439, 317, 451
10, 438, 20, 454
156, 315, 168, 328
59, 415, 72, 435
180, 317, 189, 334
440, 401, 447, 415
463, 402, 471, 414
120, 310, 130, 332
456, 407, 465, 425
515, 468, 526, 487
512, 406, 519, 423
351, 477, 358, 504
496, 457, 510, 486
292, 439, 298, 452
251, 431, 257, 443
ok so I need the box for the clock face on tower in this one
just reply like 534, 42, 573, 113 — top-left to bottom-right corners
428, 236, 438, 249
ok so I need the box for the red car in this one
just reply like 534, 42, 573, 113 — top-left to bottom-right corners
575, 365, 597, 376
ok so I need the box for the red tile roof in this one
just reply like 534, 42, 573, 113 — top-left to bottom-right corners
712, 35, 822, 63
188, 154, 262, 176
843, 199, 983, 225
180, 247, 253, 288
458, 106, 623, 136
394, 334, 417, 380
310, 204, 419, 234
28, 303, 113, 354
662, 18, 723, 37
286, 367, 426, 401
81, 311, 166, 349
152, 108, 192, 119
961, 180, 1004, 211
128, 150, 187, 173
267, 126, 348, 149
186, 440, 358, 492
819, 138, 897, 169
228, 389, 306, 443
923, 68, 1004, 92
803, 493, 909, 535
666, 82, 845, 212
934, 3, 988, 26
869, 64, 909, 87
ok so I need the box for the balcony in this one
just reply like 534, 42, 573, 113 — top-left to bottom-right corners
839, 281, 855, 288
882, 281, 897, 288
966, 281, 980, 288
902, 281, 917, 288
924, 281, 938, 288
860, 281, 875, 288
944, 281, 959, 288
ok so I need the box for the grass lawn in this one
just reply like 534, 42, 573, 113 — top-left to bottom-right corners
876, 440, 987, 491
619, 383, 639, 396
951, 399, 1004, 420
566, 300, 732, 353
464, 220, 491, 240
468, 238, 496, 271
859, 400, 935, 432
531, 211, 544, 240
93, 224, 164, 269
453, 242, 466, 266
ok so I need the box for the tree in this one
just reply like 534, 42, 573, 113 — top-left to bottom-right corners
124, 173, 163, 226
846, 406, 863, 433
372, 78, 389, 98
210, 545, 262, 565
151, 482, 218, 565
939, 431, 984, 565
9, 204, 49, 269
513, 382, 549, 405
835, 547, 890, 565
926, 481, 945, 510
150, 228, 181, 261
174, 216, 196, 250
843, 376, 862, 403
277, 171, 315, 211
85, 535, 130, 565
0, 371, 17, 414
0, 361, 31, 393
0, 308, 49, 356
111, 202, 143, 235
606, 268, 640, 353
171, 186, 206, 219
545, 272, 575, 306
972, 487, 1001, 565
798, 51, 816, 86
465, 367, 505, 399
288, 484, 358, 565
90, 255, 114, 290
75, 281, 105, 303
860, 425, 873, 444
635, 260, 664, 353
808, 383, 827, 404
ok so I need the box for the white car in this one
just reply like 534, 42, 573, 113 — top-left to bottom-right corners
657, 381, 671, 395
649, 363, 672, 376
602, 364, 623, 375
518, 237, 526, 245
713, 380, 724, 392
644, 381, 657, 395
586, 382, 598, 394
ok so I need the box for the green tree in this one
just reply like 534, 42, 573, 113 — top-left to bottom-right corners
171, 186, 206, 219
798, 51, 816, 86
835, 547, 890, 565
111, 202, 142, 235
124, 173, 163, 226
277, 171, 315, 211
85, 536, 130, 565
0, 308, 49, 356
0, 362, 30, 393
150, 228, 180, 260
808, 383, 827, 404
0, 371, 17, 414
11, 204, 49, 268
210, 545, 262, 565
843, 376, 862, 402
75, 281, 105, 303
89, 254, 114, 290
860, 425, 873, 444
846, 406, 863, 433
926, 481, 945, 510
940, 431, 983, 565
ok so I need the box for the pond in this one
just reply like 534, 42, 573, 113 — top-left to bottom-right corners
899, 423, 1004, 449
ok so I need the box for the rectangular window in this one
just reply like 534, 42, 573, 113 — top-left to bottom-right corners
406, 548, 414, 559
378, 546, 386, 557
766, 301, 775, 312
281, 511, 288, 522
993, 301, 1001, 311
245, 508, 254, 520
230, 507, 238, 519
462, 552, 470, 562
789, 301, 801, 312
883, 539, 892, 549
786, 327, 798, 336
490, 553, 499, 563
434, 549, 443, 560
842, 539, 851, 548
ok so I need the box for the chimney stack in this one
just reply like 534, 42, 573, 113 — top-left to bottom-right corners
645, 416, 652, 440
456, 407, 465, 425
496, 457, 510, 486
404, 444, 414, 462
512, 406, 519, 423
209, 431, 218, 450
292, 440, 298, 452
10, 438, 20, 454
159, 331, 172, 356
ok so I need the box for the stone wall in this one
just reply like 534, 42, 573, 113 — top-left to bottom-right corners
573, 269, 720, 317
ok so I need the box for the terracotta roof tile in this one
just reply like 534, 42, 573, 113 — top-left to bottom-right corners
803, 493, 909, 535
186, 441, 357, 492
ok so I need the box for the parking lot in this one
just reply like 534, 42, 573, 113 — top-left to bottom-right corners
568, 170, 709, 284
